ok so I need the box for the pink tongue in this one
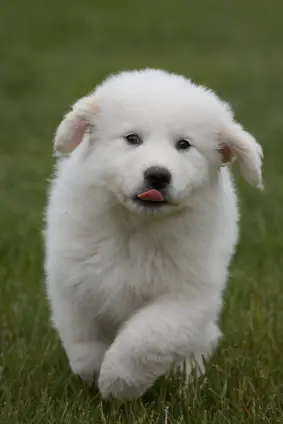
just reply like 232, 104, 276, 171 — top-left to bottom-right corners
138, 189, 164, 202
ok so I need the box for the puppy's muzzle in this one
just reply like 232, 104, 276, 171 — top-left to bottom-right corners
144, 166, 171, 190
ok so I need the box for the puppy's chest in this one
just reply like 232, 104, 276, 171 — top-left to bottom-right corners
83, 234, 192, 318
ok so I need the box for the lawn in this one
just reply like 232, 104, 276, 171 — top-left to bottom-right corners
1, 0, 283, 422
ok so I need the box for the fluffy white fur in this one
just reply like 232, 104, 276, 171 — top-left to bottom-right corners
44, 69, 263, 400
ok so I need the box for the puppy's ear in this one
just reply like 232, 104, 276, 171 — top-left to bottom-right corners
218, 122, 263, 189
54, 96, 98, 154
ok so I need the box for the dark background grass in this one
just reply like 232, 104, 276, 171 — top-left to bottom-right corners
1, 1, 283, 422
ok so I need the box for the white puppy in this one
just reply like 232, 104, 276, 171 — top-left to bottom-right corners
44, 69, 263, 400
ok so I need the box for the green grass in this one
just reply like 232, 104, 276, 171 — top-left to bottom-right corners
1, 0, 283, 422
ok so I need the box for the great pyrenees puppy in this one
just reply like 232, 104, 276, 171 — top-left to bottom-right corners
44, 69, 263, 400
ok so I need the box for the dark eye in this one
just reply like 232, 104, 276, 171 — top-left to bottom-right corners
125, 133, 142, 146
176, 139, 192, 151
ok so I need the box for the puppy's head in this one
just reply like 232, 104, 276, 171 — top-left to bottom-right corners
54, 69, 263, 215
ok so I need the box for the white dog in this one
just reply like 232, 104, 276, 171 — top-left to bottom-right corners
44, 69, 263, 400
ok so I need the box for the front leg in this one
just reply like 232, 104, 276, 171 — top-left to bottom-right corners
171, 321, 221, 382
98, 295, 220, 400
50, 294, 108, 381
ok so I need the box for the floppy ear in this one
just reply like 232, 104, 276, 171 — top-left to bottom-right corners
218, 122, 263, 189
54, 95, 98, 154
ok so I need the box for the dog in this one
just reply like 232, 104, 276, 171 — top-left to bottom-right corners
44, 69, 263, 400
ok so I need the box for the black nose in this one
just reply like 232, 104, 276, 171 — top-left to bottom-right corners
144, 166, 172, 190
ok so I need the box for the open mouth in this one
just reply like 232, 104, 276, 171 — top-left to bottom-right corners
134, 197, 168, 207
133, 189, 168, 207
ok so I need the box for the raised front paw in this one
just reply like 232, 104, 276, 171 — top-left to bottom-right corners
98, 352, 154, 400
68, 341, 107, 382
172, 354, 207, 382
